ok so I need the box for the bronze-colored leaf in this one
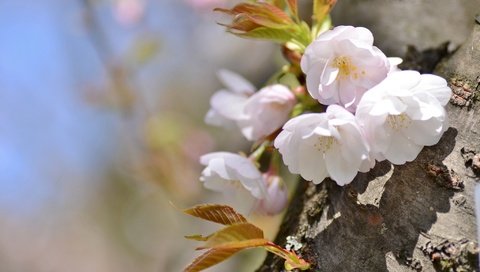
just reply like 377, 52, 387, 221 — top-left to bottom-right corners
201, 238, 270, 250
215, 2, 292, 26
183, 204, 247, 225
234, 26, 295, 43
184, 248, 240, 272
264, 243, 311, 271
224, 15, 261, 32
184, 234, 212, 241
200, 223, 264, 249
286, 0, 298, 18
313, 0, 337, 23
243, 14, 291, 29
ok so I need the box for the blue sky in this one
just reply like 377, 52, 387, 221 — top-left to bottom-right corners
0, 1, 117, 216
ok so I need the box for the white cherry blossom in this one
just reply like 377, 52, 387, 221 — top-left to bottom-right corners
205, 70, 296, 141
199, 152, 266, 199
274, 105, 370, 185
238, 84, 296, 141
205, 69, 255, 127
301, 25, 393, 112
199, 152, 288, 215
356, 70, 451, 165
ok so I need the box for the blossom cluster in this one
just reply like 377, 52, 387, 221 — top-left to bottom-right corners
198, 25, 451, 215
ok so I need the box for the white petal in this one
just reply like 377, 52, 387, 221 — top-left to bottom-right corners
304, 61, 327, 100
316, 25, 353, 41
346, 26, 374, 44
402, 117, 445, 146
204, 109, 235, 127
406, 95, 444, 120
412, 74, 452, 106
217, 69, 255, 95
325, 143, 358, 185
210, 90, 248, 120
282, 113, 326, 131
383, 70, 421, 90
320, 61, 339, 86
338, 123, 369, 165
275, 130, 301, 173
298, 139, 328, 184
369, 96, 406, 116
387, 57, 403, 72
383, 133, 423, 164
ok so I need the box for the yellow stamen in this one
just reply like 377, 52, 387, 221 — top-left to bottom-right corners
386, 113, 411, 130
314, 136, 336, 153
332, 56, 365, 79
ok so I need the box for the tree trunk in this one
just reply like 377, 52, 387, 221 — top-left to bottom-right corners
258, 10, 480, 272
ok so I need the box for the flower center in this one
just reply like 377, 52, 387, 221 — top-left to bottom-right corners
386, 113, 411, 130
230, 180, 244, 190
332, 56, 365, 79
313, 136, 336, 153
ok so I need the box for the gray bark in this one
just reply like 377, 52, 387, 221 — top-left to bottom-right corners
258, 4, 480, 272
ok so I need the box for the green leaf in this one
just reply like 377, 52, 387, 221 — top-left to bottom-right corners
183, 204, 247, 225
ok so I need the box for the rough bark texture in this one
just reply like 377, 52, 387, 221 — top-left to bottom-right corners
258, 5, 480, 272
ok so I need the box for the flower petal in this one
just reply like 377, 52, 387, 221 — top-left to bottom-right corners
325, 143, 358, 185
383, 133, 423, 164
217, 69, 255, 95
210, 90, 248, 120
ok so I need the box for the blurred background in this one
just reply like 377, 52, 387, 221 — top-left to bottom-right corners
0, 0, 477, 271
0, 0, 280, 271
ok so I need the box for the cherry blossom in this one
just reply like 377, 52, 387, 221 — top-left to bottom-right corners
300, 25, 392, 112
355, 70, 451, 164
199, 152, 266, 198
274, 105, 370, 185
199, 152, 287, 215
205, 70, 296, 141
205, 69, 255, 127
237, 84, 296, 141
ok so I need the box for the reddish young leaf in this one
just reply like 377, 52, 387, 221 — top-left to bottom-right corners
200, 223, 264, 249
269, 0, 286, 9
258, 2, 293, 24
183, 204, 247, 225
313, 0, 337, 23
215, 2, 292, 27
204, 238, 270, 251
184, 248, 241, 272
182, 204, 311, 271
184, 234, 212, 241
286, 0, 298, 18
223, 15, 261, 32
233, 27, 295, 43
243, 14, 291, 29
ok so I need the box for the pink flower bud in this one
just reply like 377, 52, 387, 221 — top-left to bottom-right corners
255, 175, 288, 215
